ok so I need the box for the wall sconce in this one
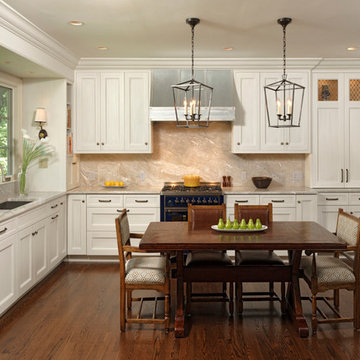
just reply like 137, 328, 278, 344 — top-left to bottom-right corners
34, 107, 48, 139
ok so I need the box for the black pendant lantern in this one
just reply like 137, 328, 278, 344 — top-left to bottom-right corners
172, 18, 213, 128
264, 18, 305, 128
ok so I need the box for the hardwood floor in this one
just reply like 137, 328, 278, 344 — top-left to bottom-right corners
1, 262, 360, 360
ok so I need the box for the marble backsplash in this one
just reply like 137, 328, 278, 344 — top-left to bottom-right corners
79, 122, 305, 188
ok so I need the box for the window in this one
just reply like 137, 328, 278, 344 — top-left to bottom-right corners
0, 85, 13, 175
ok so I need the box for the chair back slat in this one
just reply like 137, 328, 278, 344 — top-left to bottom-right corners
336, 208, 360, 247
234, 203, 273, 226
188, 204, 226, 230
115, 209, 130, 269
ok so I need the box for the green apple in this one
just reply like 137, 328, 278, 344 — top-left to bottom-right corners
232, 219, 240, 229
240, 219, 247, 229
247, 218, 255, 230
255, 218, 262, 230
225, 218, 233, 230
217, 218, 225, 229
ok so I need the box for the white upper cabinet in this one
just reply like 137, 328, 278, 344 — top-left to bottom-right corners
232, 71, 310, 153
311, 73, 360, 187
75, 70, 151, 153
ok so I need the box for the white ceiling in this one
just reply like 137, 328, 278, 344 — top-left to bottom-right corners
3, 0, 360, 59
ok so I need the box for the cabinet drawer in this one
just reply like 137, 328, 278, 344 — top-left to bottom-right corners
349, 193, 360, 205
259, 195, 295, 207
87, 208, 122, 231
87, 231, 118, 256
47, 196, 66, 214
0, 217, 17, 241
87, 194, 124, 207
225, 195, 260, 208
317, 193, 348, 206
18, 205, 47, 230
124, 195, 159, 208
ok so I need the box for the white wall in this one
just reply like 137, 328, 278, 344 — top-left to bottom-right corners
22, 78, 67, 192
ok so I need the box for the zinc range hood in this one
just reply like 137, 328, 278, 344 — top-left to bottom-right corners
150, 69, 235, 121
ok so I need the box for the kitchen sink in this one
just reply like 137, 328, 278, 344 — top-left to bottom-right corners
0, 200, 33, 210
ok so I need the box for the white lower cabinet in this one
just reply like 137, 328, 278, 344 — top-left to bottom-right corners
68, 193, 160, 256
0, 195, 67, 316
296, 195, 318, 221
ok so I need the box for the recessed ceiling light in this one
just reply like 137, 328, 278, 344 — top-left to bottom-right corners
97, 46, 108, 50
68, 21, 84, 26
224, 47, 233, 51
347, 47, 357, 51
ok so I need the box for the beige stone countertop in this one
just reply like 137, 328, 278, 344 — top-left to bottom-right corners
223, 186, 318, 195
68, 185, 162, 194
0, 191, 66, 223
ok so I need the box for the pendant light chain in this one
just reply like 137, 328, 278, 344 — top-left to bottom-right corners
191, 23, 195, 81
282, 23, 287, 80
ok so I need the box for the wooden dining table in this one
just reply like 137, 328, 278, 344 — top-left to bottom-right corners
139, 221, 347, 338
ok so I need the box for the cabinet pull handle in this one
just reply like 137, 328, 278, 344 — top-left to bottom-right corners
60, 202, 64, 205
72, 162, 77, 165
285, 142, 289, 145
51, 215, 59, 220
325, 197, 339, 201
297, 200, 301, 204
145, 142, 148, 146
237, 142, 240, 145
98, 199, 112, 203
101, 142, 104, 145
97, 142, 100, 146
351, 212, 354, 215
280, 142, 284, 145
341, 169, 344, 183
32, 231, 38, 236
82, 200, 85, 203
271, 200, 285, 203
51, 204, 58, 209
235, 200, 248, 203
0, 227, 7, 234
346, 169, 349, 183
135, 200, 148, 203
117, 209, 129, 213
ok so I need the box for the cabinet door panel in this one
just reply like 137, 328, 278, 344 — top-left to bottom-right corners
75, 73, 101, 152
272, 207, 296, 221
33, 223, 47, 281
124, 72, 150, 152
313, 107, 344, 187
345, 107, 360, 186
48, 213, 60, 268
17, 230, 33, 296
296, 195, 317, 221
232, 72, 260, 152
68, 195, 87, 255
87, 231, 117, 256
127, 207, 160, 233
318, 205, 348, 233
0, 235, 17, 314
101, 73, 125, 151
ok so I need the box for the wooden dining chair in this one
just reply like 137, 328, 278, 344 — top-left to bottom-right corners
234, 203, 286, 314
115, 209, 170, 332
301, 208, 360, 334
185, 204, 234, 316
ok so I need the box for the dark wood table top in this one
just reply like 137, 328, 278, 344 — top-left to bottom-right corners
139, 221, 347, 251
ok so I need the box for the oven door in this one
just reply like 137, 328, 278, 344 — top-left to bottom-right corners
164, 208, 188, 222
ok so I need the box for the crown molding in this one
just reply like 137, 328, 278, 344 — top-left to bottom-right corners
0, 1, 78, 80
76, 57, 322, 70
312, 58, 360, 70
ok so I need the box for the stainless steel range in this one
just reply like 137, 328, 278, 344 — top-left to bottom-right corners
160, 182, 224, 221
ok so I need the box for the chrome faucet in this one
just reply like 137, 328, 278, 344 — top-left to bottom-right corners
0, 164, 5, 182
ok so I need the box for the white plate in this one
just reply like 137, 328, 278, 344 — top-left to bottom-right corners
211, 225, 268, 233
102, 185, 127, 189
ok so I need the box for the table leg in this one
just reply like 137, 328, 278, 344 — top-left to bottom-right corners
175, 251, 185, 337
287, 250, 309, 337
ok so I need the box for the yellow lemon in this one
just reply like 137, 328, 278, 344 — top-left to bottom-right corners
109, 181, 115, 186
114, 181, 121, 186
104, 181, 111, 186
119, 181, 124, 186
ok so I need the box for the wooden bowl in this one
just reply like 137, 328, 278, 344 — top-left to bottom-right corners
252, 177, 272, 189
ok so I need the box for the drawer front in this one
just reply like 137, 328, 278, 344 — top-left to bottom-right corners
87, 231, 118, 256
0, 217, 17, 241
348, 193, 360, 206
87, 208, 122, 231
87, 194, 124, 208
225, 195, 260, 208
124, 195, 160, 208
317, 193, 348, 206
127, 207, 160, 233
18, 205, 47, 230
259, 195, 295, 208
47, 196, 66, 214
